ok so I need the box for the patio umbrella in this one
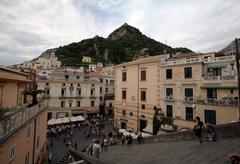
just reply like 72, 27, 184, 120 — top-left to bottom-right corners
55, 118, 63, 124
123, 131, 131, 136
62, 117, 70, 123
76, 115, 85, 121
70, 116, 78, 122
47, 119, 57, 125
141, 132, 152, 137
130, 133, 137, 139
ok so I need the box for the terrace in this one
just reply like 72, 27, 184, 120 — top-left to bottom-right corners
0, 100, 48, 143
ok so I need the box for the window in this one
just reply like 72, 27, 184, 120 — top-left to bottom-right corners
100, 96, 103, 101
205, 110, 216, 125
185, 88, 193, 101
76, 75, 79, 80
62, 83, 65, 86
61, 101, 65, 107
45, 88, 50, 95
99, 78, 103, 83
61, 88, 66, 96
77, 83, 80, 87
76, 101, 80, 107
105, 88, 108, 93
109, 103, 113, 108
130, 112, 133, 116
91, 89, 95, 96
9, 145, 16, 161
141, 90, 146, 101
25, 151, 30, 164
45, 83, 49, 86
69, 103, 72, 107
207, 89, 217, 100
92, 84, 95, 87
100, 87, 102, 93
122, 110, 126, 116
26, 126, 31, 141
141, 70, 146, 81
166, 69, 172, 79
141, 104, 145, 110
122, 72, 127, 81
106, 79, 108, 85
91, 101, 95, 107
36, 136, 40, 150
166, 88, 173, 97
186, 107, 193, 120
184, 67, 192, 78
65, 75, 69, 80
166, 105, 173, 117
122, 90, 126, 100
76, 88, 81, 96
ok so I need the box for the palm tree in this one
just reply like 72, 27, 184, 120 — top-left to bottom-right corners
23, 85, 45, 106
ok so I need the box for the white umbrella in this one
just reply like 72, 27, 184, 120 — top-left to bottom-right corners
130, 133, 137, 138
119, 129, 126, 133
70, 117, 78, 122
62, 117, 70, 123
55, 118, 63, 124
47, 119, 57, 125
76, 115, 85, 121
123, 131, 131, 136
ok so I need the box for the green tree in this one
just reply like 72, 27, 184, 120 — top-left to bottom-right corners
0, 107, 9, 123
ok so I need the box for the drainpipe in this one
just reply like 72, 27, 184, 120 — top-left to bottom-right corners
235, 38, 240, 121
32, 117, 37, 164
137, 64, 140, 132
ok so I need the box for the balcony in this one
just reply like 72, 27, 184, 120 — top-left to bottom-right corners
165, 96, 174, 102
203, 75, 237, 82
196, 98, 239, 107
160, 55, 235, 67
183, 97, 194, 103
0, 100, 48, 142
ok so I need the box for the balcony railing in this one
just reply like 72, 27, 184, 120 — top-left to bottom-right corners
184, 97, 194, 102
203, 75, 237, 82
0, 100, 48, 142
165, 96, 174, 101
160, 55, 235, 66
196, 98, 239, 107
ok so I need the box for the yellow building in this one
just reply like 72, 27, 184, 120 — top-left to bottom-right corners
37, 68, 101, 119
114, 55, 161, 132
0, 66, 48, 164
114, 53, 239, 132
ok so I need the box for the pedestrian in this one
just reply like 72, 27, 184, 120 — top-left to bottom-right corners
205, 122, 217, 142
193, 116, 204, 145
137, 132, 142, 144
127, 135, 132, 147
121, 135, 125, 145
103, 138, 108, 151
48, 152, 53, 164
93, 140, 101, 158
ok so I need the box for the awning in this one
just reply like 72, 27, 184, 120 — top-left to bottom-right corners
62, 117, 70, 123
86, 108, 99, 113
201, 86, 239, 89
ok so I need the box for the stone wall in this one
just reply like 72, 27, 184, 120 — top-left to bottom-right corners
140, 121, 240, 144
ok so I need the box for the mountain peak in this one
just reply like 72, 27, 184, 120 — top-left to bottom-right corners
108, 23, 142, 40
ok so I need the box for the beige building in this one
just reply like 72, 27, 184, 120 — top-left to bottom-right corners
37, 68, 101, 119
114, 56, 161, 132
114, 53, 239, 133
0, 66, 48, 164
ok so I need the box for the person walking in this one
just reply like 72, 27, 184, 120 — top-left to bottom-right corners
193, 116, 204, 145
93, 140, 101, 158
137, 132, 142, 144
48, 152, 53, 164
127, 135, 132, 147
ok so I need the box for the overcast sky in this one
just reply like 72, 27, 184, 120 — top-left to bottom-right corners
0, 0, 240, 65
